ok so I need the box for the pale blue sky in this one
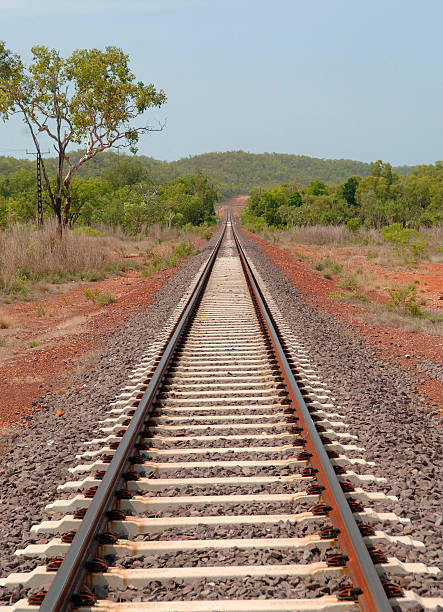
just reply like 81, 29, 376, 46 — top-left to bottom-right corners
0, 0, 442, 165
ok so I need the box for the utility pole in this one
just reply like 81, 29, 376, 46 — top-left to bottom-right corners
26, 148, 49, 227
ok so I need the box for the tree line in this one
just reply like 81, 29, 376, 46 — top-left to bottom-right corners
0, 149, 415, 203
242, 160, 443, 230
0, 164, 220, 232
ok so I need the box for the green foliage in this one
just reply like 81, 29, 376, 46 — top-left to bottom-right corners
382, 223, 428, 262
0, 155, 219, 233
73, 226, 100, 237
338, 276, 359, 290
243, 159, 443, 232
308, 180, 327, 195
142, 242, 197, 276
313, 259, 342, 275
346, 217, 361, 232
328, 288, 369, 303
387, 283, 423, 317
342, 176, 360, 206
385, 281, 442, 322
246, 181, 303, 226
174, 243, 198, 258
323, 259, 342, 275
351, 289, 369, 302
382, 223, 419, 244
0, 149, 411, 200
95, 292, 117, 306
84, 288, 117, 306
241, 209, 268, 233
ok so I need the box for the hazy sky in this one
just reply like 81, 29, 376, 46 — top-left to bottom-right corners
0, 0, 442, 165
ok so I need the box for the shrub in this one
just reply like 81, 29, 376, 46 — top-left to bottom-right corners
347, 217, 361, 232
382, 223, 428, 263
351, 289, 369, 302
387, 283, 424, 317
338, 277, 359, 291
175, 242, 198, 258
324, 259, 342, 275
74, 226, 100, 237
84, 288, 117, 306
95, 292, 117, 306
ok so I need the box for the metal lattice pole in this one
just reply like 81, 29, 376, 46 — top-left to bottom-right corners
26, 147, 49, 227
36, 150, 43, 226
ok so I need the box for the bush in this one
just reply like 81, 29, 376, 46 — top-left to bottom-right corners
84, 288, 117, 306
324, 259, 342, 275
175, 242, 198, 258
346, 217, 361, 232
387, 283, 423, 317
141, 242, 197, 276
382, 223, 428, 262
338, 277, 359, 291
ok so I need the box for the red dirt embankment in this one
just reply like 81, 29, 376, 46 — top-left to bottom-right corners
0, 267, 177, 428
243, 230, 443, 414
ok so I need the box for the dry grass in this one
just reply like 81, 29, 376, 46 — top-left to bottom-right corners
277, 225, 355, 246
362, 302, 443, 336
95, 222, 212, 247
254, 223, 443, 335
0, 221, 115, 296
259, 224, 443, 262
0, 221, 210, 300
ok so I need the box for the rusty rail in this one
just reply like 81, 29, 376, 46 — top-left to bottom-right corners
231, 210, 392, 612
39, 221, 227, 612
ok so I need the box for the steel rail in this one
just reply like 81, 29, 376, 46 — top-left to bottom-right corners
230, 211, 392, 612
39, 220, 228, 612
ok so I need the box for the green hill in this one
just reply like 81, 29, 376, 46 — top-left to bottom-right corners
0, 150, 414, 196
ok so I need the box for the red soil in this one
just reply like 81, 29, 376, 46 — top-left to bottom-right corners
0, 266, 178, 428
243, 230, 443, 414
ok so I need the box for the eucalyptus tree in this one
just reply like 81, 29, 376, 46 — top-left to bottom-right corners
0, 42, 166, 231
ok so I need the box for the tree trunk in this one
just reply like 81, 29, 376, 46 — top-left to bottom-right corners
55, 196, 63, 236
63, 192, 72, 226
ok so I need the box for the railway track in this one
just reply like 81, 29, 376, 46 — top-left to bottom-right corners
0, 213, 441, 611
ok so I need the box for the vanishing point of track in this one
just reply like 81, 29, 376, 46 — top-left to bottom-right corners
1, 213, 441, 611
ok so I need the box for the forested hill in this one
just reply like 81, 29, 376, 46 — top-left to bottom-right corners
0, 150, 413, 196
